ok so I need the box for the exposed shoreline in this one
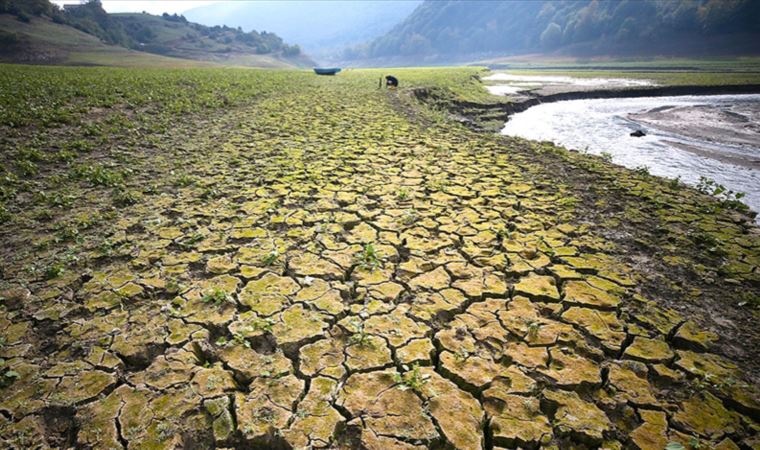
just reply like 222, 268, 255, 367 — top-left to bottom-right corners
432, 82, 760, 171
454, 83, 760, 126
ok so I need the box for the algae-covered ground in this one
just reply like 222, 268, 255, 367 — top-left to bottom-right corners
0, 64, 759, 449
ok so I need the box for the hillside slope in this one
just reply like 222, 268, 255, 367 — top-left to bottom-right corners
111, 13, 312, 67
0, 0, 312, 68
350, 0, 760, 65
185, 0, 421, 62
0, 14, 214, 67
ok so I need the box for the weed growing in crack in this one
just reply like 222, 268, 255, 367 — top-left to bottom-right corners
261, 249, 279, 266
232, 333, 251, 348
526, 321, 542, 341
201, 288, 233, 306
347, 317, 373, 347
0, 204, 11, 224
166, 280, 183, 295
34, 190, 75, 208
200, 186, 222, 200
97, 239, 115, 257
69, 164, 126, 188
454, 350, 470, 362
178, 232, 205, 250
689, 436, 704, 449
393, 363, 428, 393
216, 334, 250, 348
401, 210, 418, 226
357, 243, 381, 271
156, 423, 174, 442
0, 358, 20, 388
173, 173, 195, 187
43, 262, 66, 280
247, 317, 275, 333
396, 189, 409, 201
112, 188, 140, 207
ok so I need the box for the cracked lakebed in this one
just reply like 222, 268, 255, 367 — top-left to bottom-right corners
0, 67, 759, 449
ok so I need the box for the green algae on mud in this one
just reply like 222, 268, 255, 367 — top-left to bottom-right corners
0, 64, 759, 449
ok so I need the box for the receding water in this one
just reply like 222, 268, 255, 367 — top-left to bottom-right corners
483, 73, 654, 95
500, 94, 760, 218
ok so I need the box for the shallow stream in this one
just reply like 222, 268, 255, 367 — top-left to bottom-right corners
500, 94, 760, 217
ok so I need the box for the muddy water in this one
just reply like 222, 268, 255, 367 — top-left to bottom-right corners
500, 94, 760, 217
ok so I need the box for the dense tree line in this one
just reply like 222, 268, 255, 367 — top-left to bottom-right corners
348, 0, 760, 59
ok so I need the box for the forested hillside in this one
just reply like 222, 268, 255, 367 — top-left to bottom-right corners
0, 0, 309, 67
349, 0, 760, 63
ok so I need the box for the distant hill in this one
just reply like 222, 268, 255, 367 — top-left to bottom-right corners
348, 0, 760, 65
0, 13, 215, 67
185, 0, 422, 63
110, 13, 312, 67
0, 0, 312, 67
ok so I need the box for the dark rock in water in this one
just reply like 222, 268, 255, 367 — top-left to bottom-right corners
630, 130, 646, 137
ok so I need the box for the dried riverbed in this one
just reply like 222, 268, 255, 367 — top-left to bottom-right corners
0, 67, 759, 449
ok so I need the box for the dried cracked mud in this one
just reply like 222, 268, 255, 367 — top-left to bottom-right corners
1, 68, 759, 449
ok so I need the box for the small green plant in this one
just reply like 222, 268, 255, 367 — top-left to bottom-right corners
392, 363, 428, 393
15, 160, 38, 177
112, 188, 140, 207
156, 423, 174, 442
34, 190, 76, 208
669, 175, 682, 189
689, 436, 704, 449
248, 317, 275, 333
44, 262, 66, 280
69, 164, 125, 187
200, 186, 222, 200
401, 210, 418, 226
526, 321, 541, 341
201, 288, 232, 306
696, 176, 748, 212
232, 332, 251, 348
0, 358, 20, 388
173, 173, 194, 187
347, 318, 372, 347
178, 232, 204, 249
599, 151, 613, 162
17, 147, 45, 162
261, 249, 279, 266
396, 189, 409, 201
166, 280, 183, 294
632, 165, 650, 176
0, 204, 11, 224
357, 243, 381, 270
97, 239, 115, 257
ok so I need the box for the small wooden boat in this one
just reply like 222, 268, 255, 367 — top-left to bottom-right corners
313, 67, 341, 75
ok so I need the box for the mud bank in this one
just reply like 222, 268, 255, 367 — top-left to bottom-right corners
422, 83, 760, 133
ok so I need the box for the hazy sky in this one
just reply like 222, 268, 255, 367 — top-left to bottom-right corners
51, 1, 221, 15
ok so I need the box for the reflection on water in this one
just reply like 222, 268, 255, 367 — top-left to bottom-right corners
501, 94, 760, 217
